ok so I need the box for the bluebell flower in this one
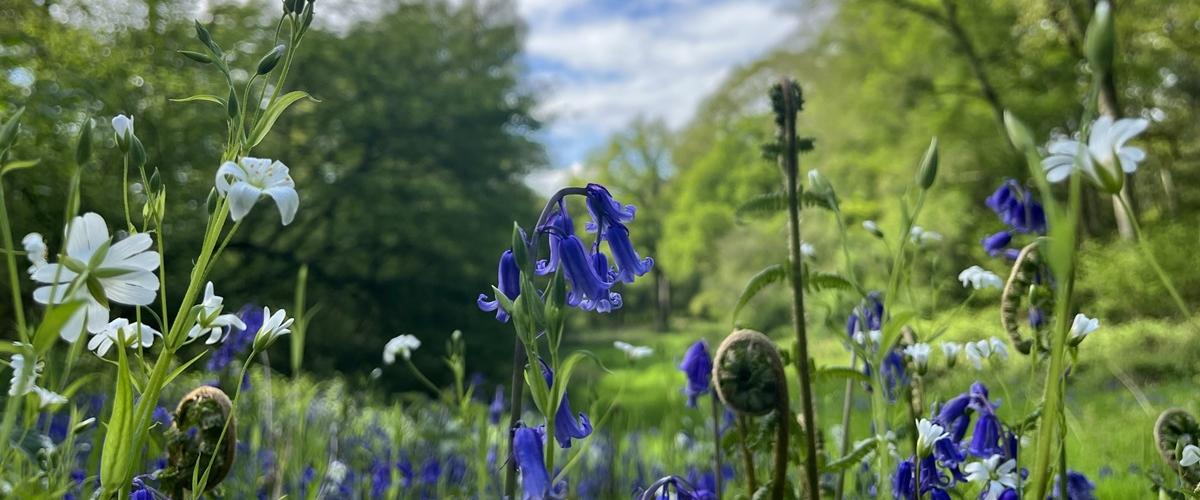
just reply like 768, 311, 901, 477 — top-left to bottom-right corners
847, 291, 884, 336
130, 477, 154, 500
936, 393, 972, 441
299, 465, 316, 496
892, 455, 949, 500
397, 456, 414, 488
679, 341, 712, 407
558, 235, 621, 313
420, 457, 441, 485
535, 201, 574, 276
986, 179, 1046, 234
981, 230, 1013, 258
539, 359, 593, 448
1029, 306, 1046, 329
583, 183, 636, 231
370, 458, 392, 498
968, 412, 1005, 457
1051, 470, 1097, 500
605, 223, 653, 283
152, 405, 173, 428
879, 349, 908, 401
207, 304, 262, 372
489, 385, 506, 425
514, 426, 551, 500
477, 249, 521, 322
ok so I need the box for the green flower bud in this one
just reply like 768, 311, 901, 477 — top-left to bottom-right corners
1084, 1, 1115, 76
1003, 111, 1036, 153
177, 50, 212, 64
74, 118, 93, 166
282, 0, 304, 14
130, 135, 147, 168
256, 45, 286, 75
226, 88, 239, 119
916, 136, 938, 189
510, 222, 529, 270
0, 107, 25, 155
194, 21, 221, 56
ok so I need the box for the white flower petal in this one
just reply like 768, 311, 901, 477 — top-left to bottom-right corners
66, 213, 109, 260
214, 161, 245, 194
31, 264, 78, 285
264, 186, 299, 225
226, 182, 262, 222
105, 233, 153, 264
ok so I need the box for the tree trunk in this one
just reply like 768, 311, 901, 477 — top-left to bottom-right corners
1094, 3, 1137, 240
653, 267, 670, 332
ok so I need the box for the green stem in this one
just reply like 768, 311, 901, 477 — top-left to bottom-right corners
0, 178, 28, 339
780, 79, 820, 500
711, 392, 723, 500
1116, 195, 1189, 318
735, 415, 758, 496
404, 357, 441, 394
503, 334, 525, 498
122, 155, 132, 231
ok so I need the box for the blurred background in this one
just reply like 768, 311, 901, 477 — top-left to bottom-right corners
2, 0, 1199, 393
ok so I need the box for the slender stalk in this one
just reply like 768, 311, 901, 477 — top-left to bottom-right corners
0, 178, 28, 339
503, 334, 525, 498
1116, 195, 1189, 318
710, 393, 723, 500
778, 78, 820, 499
833, 353, 855, 500
771, 391, 790, 500
735, 415, 758, 496
404, 357, 441, 394
121, 155, 132, 230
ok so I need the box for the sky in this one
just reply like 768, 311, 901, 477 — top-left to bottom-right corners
518, 0, 801, 193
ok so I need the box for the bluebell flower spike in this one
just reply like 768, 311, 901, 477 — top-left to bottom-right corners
679, 341, 712, 408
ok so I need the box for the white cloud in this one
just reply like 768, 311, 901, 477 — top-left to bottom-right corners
519, 0, 800, 191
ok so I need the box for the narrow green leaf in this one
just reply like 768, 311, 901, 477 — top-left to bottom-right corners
805, 270, 859, 295
33, 301, 84, 355
0, 107, 24, 153
169, 94, 225, 106
245, 91, 316, 150
813, 366, 868, 384
1, 159, 41, 177
732, 264, 787, 323
878, 308, 917, 357
99, 343, 133, 491
821, 437, 876, 473
163, 351, 208, 387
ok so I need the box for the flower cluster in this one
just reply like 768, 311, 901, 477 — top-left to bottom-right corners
846, 293, 907, 400
982, 180, 1045, 259
893, 382, 1023, 500
478, 184, 653, 321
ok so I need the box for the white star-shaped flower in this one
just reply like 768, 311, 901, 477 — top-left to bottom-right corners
1042, 116, 1149, 190
1069, 313, 1100, 340
614, 340, 654, 360
383, 334, 422, 365
185, 282, 247, 344
215, 157, 299, 225
252, 307, 294, 352
1180, 444, 1200, 467
915, 418, 948, 457
964, 455, 1019, 500
31, 213, 161, 342
21, 232, 47, 275
88, 318, 161, 357
958, 265, 1004, 290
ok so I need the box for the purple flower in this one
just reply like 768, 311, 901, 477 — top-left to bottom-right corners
514, 426, 551, 500
152, 406, 173, 428
583, 183, 636, 231
1029, 306, 1046, 329
679, 341, 712, 407
420, 457, 441, 485
892, 455, 949, 500
847, 291, 884, 336
968, 413, 1005, 457
207, 304, 262, 372
986, 179, 1046, 234
489, 385, 506, 425
535, 201, 574, 276
605, 224, 653, 283
1050, 470, 1096, 500
539, 359, 593, 448
559, 235, 621, 313
477, 249, 521, 323
981, 230, 1013, 257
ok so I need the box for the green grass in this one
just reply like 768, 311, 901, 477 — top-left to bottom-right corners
562, 308, 1196, 497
